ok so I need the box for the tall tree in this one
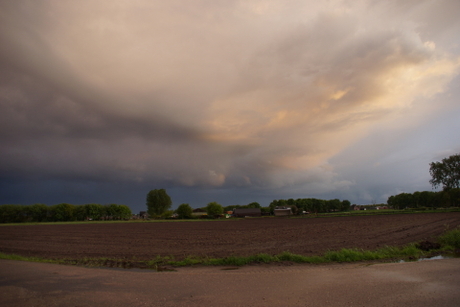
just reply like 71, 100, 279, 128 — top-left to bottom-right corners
429, 153, 460, 190
341, 200, 351, 211
146, 189, 172, 217
117, 205, 133, 220
205, 202, 223, 218
176, 203, 193, 219
246, 202, 261, 208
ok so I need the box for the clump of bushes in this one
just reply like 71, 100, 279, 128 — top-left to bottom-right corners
438, 228, 460, 250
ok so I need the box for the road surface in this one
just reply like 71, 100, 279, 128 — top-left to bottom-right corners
1, 258, 459, 306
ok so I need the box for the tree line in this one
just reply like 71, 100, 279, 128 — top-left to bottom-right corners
146, 189, 352, 219
387, 189, 460, 210
4, 154, 456, 222
0, 203, 132, 223
384, 153, 460, 210
175, 199, 352, 219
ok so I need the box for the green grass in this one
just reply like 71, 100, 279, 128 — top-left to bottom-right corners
438, 227, 460, 249
166, 245, 425, 267
0, 252, 70, 265
165, 243, 428, 267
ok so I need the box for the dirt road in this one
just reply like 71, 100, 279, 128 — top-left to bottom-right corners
1, 258, 459, 306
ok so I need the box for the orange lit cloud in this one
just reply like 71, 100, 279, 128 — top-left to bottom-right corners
1, 0, 459, 207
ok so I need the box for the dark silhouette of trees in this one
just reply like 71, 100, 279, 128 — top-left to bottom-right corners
146, 189, 172, 218
205, 202, 223, 218
430, 153, 460, 190
176, 203, 193, 219
0, 203, 132, 223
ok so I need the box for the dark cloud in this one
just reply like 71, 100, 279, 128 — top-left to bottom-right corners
1, 0, 459, 209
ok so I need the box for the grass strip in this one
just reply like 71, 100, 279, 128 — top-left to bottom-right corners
172, 244, 425, 267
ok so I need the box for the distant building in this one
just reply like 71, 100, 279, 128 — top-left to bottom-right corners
274, 207, 292, 216
192, 208, 207, 217
233, 208, 262, 217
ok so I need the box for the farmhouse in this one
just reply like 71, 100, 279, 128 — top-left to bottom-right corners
274, 207, 292, 216
192, 208, 207, 217
232, 208, 262, 217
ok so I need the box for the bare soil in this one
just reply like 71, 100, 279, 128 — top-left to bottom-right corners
2, 258, 460, 306
1, 212, 459, 261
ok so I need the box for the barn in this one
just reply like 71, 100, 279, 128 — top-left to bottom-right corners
274, 207, 292, 216
232, 208, 262, 217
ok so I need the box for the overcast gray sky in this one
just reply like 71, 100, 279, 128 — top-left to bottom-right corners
1, 0, 460, 212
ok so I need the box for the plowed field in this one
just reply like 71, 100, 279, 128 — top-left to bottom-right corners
1, 212, 459, 261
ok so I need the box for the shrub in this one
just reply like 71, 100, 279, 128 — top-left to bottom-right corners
438, 228, 460, 249
176, 203, 193, 219
205, 202, 223, 218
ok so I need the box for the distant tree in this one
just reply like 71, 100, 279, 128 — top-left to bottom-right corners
449, 188, 460, 207
246, 202, 261, 208
429, 153, 460, 191
104, 204, 132, 220
260, 206, 271, 214
146, 189, 172, 217
74, 205, 87, 221
416, 191, 433, 208
341, 200, 351, 211
162, 210, 174, 219
310, 198, 325, 213
387, 193, 414, 209
434, 190, 450, 207
25, 204, 48, 222
387, 195, 396, 209
295, 199, 307, 212
104, 204, 119, 219
84, 203, 104, 220
326, 199, 341, 212
0, 205, 25, 223
287, 198, 296, 207
205, 202, 223, 218
118, 205, 132, 219
269, 199, 287, 213
50, 203, 75, 221
176, 203, 193, 219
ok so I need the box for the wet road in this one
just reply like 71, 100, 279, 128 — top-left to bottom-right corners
1, 258, 459, 306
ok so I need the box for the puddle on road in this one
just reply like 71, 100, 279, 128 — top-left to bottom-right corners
398, 255, 453, 263
418, 255, 448, 261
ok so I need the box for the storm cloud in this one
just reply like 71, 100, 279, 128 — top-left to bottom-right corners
1, 0, 460, 211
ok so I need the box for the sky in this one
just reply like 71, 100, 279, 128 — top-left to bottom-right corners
1, 0, 460, 213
